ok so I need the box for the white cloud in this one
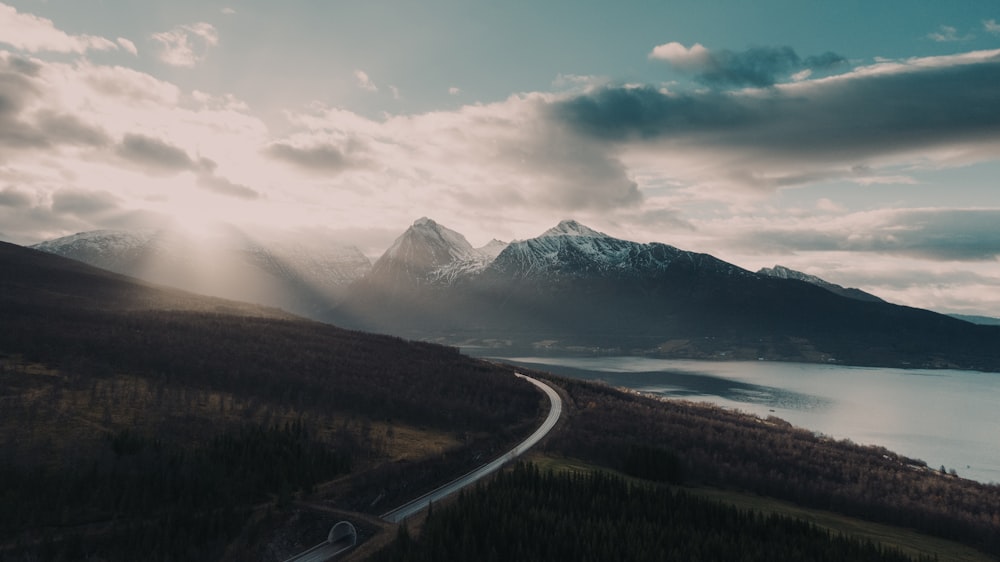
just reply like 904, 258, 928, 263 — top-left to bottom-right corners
448, 86, 461, 95
354, 69, 378, 92
0, 2, 117, 53
986, 19, 1000, 35
221, 7, 237, 15
816, 198, 845, 213
151, 22, 219, 67
648, 41, 710, 68
926, 25, 972, 42
116, 37, 138, 56
389, 85, 401, 99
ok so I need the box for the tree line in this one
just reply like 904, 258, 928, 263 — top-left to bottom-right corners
374, 463, 938, 562
530, 371, 1000, 556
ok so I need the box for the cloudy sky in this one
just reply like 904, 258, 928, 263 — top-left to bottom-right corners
2, 1, 1000, 316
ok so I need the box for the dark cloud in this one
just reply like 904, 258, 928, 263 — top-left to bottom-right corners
0, 64, 47, 149
36, 111, 110, 146
116, 133, 194, 173
658, 45, 847, 88
700, 46, 800, 87
196, 173, 260, 199
265, 142, 363, 173
0, 186, 32, 208
0, 58, 110, 151
193, 157, 260, 199
746, 209, 1000, 261
551, 55, 1000, 172
552, 86, 753, 141
7, 56, 42, 77
51, 189, 120, 216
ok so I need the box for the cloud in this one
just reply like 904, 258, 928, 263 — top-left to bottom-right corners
551, 50, 1000, 194
265, 141, 365, 173
0, 186, 32, 208
448, 86, 461, 95
986, 19, 1000, 35
36, 111, 111, 146
51, 188, 120, 217
0, 57, 47, 149
222, 7, 237, 15
117, 37, 138, 56
649, 42, 846, 87
927, 25, 973, 43
354, 69, 378, 92
648, 42, 710, 68
194, 158, 259, 199
151, 22, 219, 67
741, 208, 1000, 261
116, 133, 194, 173
0, 3, 117, 54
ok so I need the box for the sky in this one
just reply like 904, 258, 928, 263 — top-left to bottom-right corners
1, 0, 999, 316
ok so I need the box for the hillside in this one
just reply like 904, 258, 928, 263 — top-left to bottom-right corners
3, 240, 1000, 560
31, 227, 371, 318
0, 241, 540, 561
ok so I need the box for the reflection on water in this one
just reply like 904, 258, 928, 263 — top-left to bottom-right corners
492, 356, 1000, 485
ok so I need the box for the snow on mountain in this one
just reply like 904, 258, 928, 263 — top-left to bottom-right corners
477, 239, 509, 260
487, 219, 749, 280
370, 217, 506, 285
32, 228, 371, 315
32, 229, 158, 271
541, 219, 606, 238
758, 265, 884, 303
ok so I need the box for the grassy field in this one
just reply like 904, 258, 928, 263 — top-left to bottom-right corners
526, 453, 995, 562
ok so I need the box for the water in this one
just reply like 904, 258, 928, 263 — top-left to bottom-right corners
493, 356, 1000, 485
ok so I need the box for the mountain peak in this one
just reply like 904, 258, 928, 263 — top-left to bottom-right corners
373, 218, 478, 285
542, 220, 606, 238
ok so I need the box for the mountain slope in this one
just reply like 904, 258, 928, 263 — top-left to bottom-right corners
0, 240, 541, 559
31, 227, 371, 316
328, 219, 1000, 371
758, 265, 885, 303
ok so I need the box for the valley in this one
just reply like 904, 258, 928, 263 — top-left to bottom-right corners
5, 235, 1000, 560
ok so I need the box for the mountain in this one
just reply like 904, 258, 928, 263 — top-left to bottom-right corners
950, 314, 1000, 326
365, 217, 497, 288
31, 226, 371, 316
329, 218, 1000, 371
758, 265, 885, 303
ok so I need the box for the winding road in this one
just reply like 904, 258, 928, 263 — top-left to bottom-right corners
285, 372, 561, 561
380, 372, 562, 523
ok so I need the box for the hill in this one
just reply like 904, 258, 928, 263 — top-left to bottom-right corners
3, 240, 1000, 560
0, 241, 540, 561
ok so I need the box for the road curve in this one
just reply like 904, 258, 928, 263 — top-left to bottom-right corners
380, 372, 562, 523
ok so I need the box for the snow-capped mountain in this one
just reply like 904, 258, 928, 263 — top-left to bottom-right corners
32, 229, 159, 271
329, 217, 997, 370
367, 217, 507, 287
32, 228, 370, 316
488, 219, 749, 281
758, 265, 884, 303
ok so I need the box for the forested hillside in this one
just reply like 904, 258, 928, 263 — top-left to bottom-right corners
0, 242, 540, 560
374, 463, 938, 562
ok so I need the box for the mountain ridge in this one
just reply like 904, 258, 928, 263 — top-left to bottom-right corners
30, 226, 371, 317
330, 218, 1000, 371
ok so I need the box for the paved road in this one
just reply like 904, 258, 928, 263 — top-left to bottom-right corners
380, 372, 562, 523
